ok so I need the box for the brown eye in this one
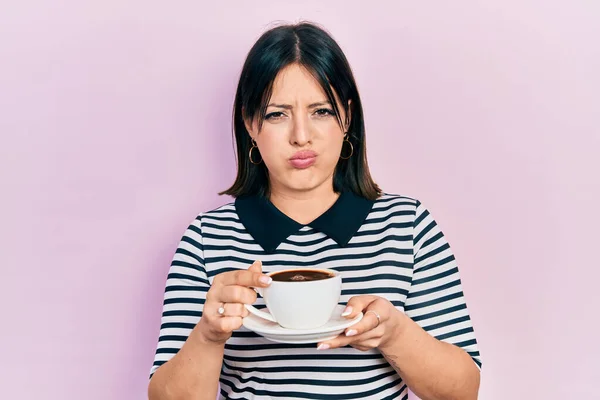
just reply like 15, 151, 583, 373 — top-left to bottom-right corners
265, 112, 285, 120
315, 108, 335, 117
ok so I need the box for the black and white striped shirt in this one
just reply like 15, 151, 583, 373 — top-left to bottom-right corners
150, 192, 482, 399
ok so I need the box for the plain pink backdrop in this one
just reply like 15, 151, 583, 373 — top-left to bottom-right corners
1, 1, 598, 399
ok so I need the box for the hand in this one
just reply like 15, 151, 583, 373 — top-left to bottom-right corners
195, 260, 272, 344
317, 295, 404, 351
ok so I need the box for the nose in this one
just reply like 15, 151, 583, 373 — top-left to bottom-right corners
290, 115, 311, 147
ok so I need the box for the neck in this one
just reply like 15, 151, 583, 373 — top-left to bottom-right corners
269, 180, 340, 225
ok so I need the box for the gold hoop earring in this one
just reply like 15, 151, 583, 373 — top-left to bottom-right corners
340, 134, 354, 160
249, 139, 262, 165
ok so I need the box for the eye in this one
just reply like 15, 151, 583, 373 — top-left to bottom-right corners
265, 111, 285, 120
315, 108, 335, 117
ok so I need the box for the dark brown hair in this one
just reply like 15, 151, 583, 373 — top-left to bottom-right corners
221, 22, 381, 200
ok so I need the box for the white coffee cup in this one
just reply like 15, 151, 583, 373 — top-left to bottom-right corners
245, 268, 342, 330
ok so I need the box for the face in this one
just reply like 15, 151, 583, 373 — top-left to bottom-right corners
246, 64, 348, 195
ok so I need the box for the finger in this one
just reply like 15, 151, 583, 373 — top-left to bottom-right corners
218, 262, 271, 288
248, 260, 263, 274
219, 285, 258, 304
350, 340, 380, 352
341, 295, 378, 319
318, 327, 383, 350
216, 316, 244, 332
219, 303, 247, 317
344, 310, 380, 337
202, 295, 223, 317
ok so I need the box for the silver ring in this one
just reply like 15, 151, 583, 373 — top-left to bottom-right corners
365, 310, 381, 327
217, 304, 226, 316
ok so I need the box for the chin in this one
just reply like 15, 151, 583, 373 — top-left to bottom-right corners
281, 175, 329, 193
271, 168, 333, 193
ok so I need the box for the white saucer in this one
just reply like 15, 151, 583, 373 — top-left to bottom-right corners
242, 305, 363, 344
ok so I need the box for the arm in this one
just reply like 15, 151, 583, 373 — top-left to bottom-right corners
379, 311, 480, 400
147, 217, 221, 400
324, 296, 480, 400
389, 200, 481, 399
147, 217, 270, 400
148, 328, 224, 400
319, 201, 482, 399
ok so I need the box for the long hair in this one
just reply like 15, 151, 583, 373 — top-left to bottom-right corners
221, 22, 381, 200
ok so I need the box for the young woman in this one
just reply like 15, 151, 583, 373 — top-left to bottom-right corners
148, 22, 482, 400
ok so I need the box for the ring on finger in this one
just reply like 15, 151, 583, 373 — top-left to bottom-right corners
365, 310, 381, 327
217, 303, 226, 316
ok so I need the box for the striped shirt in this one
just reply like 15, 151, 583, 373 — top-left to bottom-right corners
150, 192, 482, 399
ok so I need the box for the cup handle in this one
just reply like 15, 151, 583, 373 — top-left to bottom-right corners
244, 287, 277, 323
244, 304, 277, 323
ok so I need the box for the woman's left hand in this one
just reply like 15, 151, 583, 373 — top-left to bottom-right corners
317, 295, 404, 351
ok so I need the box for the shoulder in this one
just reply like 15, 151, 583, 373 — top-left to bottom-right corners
373, 192, 420, 210
200, 201, 237, 219
375, 194, 447, 234
186, 201, 238, 230
370, 193, 432, 227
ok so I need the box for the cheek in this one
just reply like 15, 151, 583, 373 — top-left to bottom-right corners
256, 131, 285, 169
322, 131, 344, 163
258, 143, 279, 168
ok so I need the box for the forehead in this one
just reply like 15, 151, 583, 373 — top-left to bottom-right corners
269, 64, 326, 102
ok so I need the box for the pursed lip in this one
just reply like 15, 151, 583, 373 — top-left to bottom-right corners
289, 150, 317, 169
290, 150, 318, 160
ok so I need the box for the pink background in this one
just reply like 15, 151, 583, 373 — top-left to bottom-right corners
1, 1, 598, 399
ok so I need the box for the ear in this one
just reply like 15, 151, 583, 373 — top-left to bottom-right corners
345, 100, 352, 132
245, 122, 256, 140
243, 111, 257, 140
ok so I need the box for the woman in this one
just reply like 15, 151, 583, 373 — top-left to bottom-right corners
148, 22, 481, 400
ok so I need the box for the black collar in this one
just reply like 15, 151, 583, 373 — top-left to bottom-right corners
235, 191, 375, 253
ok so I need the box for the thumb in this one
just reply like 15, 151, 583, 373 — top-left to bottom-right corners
248, 260, 263, 274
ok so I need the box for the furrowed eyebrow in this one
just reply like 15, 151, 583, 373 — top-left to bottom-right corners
266, 101, 331, 109
267, 103, 293, 110
308, 101, 331, 108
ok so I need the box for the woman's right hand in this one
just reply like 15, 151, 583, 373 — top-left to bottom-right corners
195, 260, 272, 344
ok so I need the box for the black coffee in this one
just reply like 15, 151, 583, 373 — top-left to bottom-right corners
270, 269, 334, 282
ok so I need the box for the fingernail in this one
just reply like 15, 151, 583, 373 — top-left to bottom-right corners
341, 306, 353, 317
317, 343, 330, 350
259, 276, 272, 285
345, 329, 357, 337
